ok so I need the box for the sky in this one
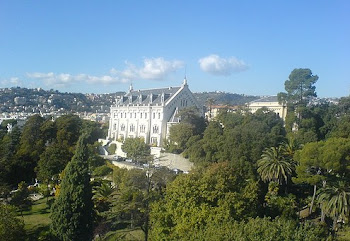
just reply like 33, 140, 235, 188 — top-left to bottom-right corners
0, 1, 349, 97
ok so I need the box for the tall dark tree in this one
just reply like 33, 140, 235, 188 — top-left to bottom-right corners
0, 126, 21, 187
278, 68, 318, 106
50, 134, 94, 241
15, 115, 45, 183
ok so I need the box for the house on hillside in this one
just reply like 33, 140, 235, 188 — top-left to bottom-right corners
107, 78, 202, 147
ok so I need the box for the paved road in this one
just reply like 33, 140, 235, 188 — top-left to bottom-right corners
102, 153, 193, 172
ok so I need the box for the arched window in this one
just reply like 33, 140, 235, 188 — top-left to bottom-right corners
140, 125, 145, 133
153, 125, 159, 134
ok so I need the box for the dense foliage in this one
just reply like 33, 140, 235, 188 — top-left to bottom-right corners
0, 70, 349, 240
0, 204, 26, 241
50, 134, 94, 241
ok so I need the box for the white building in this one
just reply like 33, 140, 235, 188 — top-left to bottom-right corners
247, 96, 287, 121
107, 78, 201, 147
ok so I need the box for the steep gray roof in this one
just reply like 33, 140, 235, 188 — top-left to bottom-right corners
117, 86, 181, 106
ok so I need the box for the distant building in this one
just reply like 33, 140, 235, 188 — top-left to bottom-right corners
107, 78, 201, 146
205, 105, 238, 121
247, 96, 287, 121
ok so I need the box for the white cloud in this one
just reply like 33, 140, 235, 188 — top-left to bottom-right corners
26, 72, 123, 87
199, 54, 249, 76
114, 57, 184, 81
1, 77, 22, 86
25, 57, 184, 87
138, 57, 184, 80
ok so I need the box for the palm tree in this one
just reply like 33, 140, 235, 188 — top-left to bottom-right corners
257, 146, 295, 185
280, 136, 300, 161
93, 182, 114, 212
318, 181, 350, 230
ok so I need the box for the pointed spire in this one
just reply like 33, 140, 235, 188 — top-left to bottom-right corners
183, 76, 187, 86
129, 82, 133, 92
183, 66, 188, 86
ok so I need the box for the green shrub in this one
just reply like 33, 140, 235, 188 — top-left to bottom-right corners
108, 144, 116, 155
93, 165, 113, 177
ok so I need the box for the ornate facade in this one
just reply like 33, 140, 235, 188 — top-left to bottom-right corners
107, 78, 201, 146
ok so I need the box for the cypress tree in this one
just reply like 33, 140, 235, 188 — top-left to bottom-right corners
51, 134, 93, 241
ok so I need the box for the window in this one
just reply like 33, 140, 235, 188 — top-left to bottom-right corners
130, 124, 135, 132
153, 125, 159, 134
134, 113, 136, 118
124, 112, 126, 118
140, 125, 145, 133
130, 113, 132, 118
113, 124, 116, 130
158, 113, 161, 119
121, 124, 125, 131
153, 113, 155, 119
151, 137, 157, 145
145, 113, 147, 119
114, 112, 117, 118
140, 113, 143, 118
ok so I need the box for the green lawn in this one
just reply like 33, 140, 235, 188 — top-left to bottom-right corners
103, 228, 144, 241
18, 197, 53, 240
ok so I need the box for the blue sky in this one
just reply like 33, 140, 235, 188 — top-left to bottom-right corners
0, 1, 349, 97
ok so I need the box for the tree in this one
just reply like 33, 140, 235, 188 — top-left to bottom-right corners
15, 115, 45, 183
0, 126, 21, 186
93, 181, 114, 212
294, 137, 350, 215
36, 143, 72, 183
9, 181, 32, 216
55, 114, 82, 148
318, 181, 350, 230
278, 68, 318, 106
50, 134, 94, 241
0, 204, 26, 241
167, 107, 206, 153
257, 146, 295, 185
206, 98, 215, 119
167, 122, 195, 152
150, 161, 260, 240
122, 137, 151, 163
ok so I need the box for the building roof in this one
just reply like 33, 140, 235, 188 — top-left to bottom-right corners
117, 86, 181, 106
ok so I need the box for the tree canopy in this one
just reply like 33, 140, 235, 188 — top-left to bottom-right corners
278, 68, 318, 105
50, 134, 94, 241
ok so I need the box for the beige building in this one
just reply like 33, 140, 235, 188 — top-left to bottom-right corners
247, 96, 287, 121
